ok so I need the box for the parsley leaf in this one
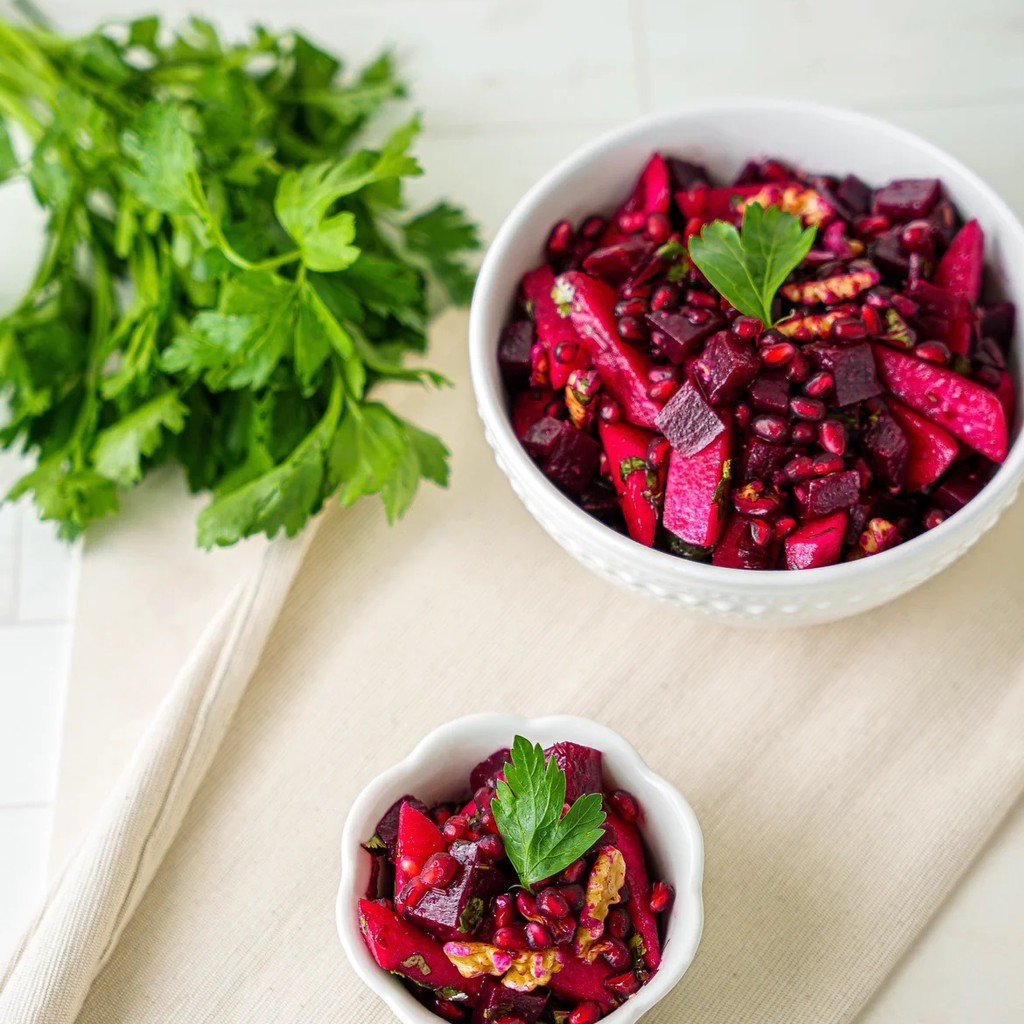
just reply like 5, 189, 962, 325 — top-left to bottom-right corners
0, 18, 479, 546
688, 203, 815, 326
491, 736, 607, 892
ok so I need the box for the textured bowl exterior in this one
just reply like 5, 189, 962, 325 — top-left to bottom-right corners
338, 715, 704, 1024
469, 102, 1024, 626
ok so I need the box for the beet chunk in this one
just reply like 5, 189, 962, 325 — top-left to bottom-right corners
368, 795, 428, 859
521, 416, 565, 460
498, 321, 535, 384
808, 343, 882, 406
873, 178, 941, 220
472, 978, 548, 1024
544, 742, 603, 802
695, 330, 760, 405
542, 423, 602, 496
655, 379, 725, 456
801, 470, 861, 518
837, 173, 872, 214
469, 748, 511, 793
748, 374, 790, 415
645, 309, 724, 364
864, 408, 909, 487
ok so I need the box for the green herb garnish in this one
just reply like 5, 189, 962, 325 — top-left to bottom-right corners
688, 203, 815, 326
492, 736, 606, 892
0, 17, 479, 546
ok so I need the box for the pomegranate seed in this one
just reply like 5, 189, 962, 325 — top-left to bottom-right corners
554, 341, 581, 366
786, 352, 810, 383
758, 328, 785, 348
477, 834, 505, 861
864, 286, 893, 309
568, 1001, 604, 1024
607, 908, 632, 940
604, 971, 641, 997
891, 293, 918, 319
620, 281, 652, 300
732, 315, 762, 341
650, 283, 679, 311
480, 808, 500, 835
560, 883, 585, 911
784, 455, 816, 483
812, 453, 845, 476
614, 297, 647, 319
915, 340, 950, 365
924, 508, 947, 530
976, 365, 1002, 388
647, 378, 679, 403
560, 859, 586, 885
760, 342, 796, 367
494, 925, 529, 952
397, 854, 421, 879
442, 814, 469, 842
526, 920, 554, 950
832, 318, 867, 341
899, 219, 932, 252
644, 438, 670, 472
581, 215, 606, 240
804, 371, 834, 399
431, 806, 452, 828
773, 515, 797, 540
789, 396, 826, 421
734, 402, 752, 429
645, 212, 672, 243
747, 519, 773, 548
856, 213, 890, 235
609, 789, 640, 822
545, 220, 574, 258
516, 891, 538, 921
791, 422, 817, 445
493, 894, 515, 930
598, 397, 622, 424
420, 852, 458, 888
465, 828, 482, 842
398, 878, 428, 908
617, 315, 648, 343
685, 288, 718, 309
434, 998, 466, 1022
598, 937, 632, 970
617, 211, 646, 234
649, 881, 675, 914
646, 365, 676, 383
551, 915, 576, 945
752, 414, 789, 443
599, 452, 610, 477
684, 306, 711, 325
819, 420, 847, 456
537, 887, 571, 919
861, 305, 883, 336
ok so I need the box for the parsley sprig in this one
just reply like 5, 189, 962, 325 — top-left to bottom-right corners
0, 16, 479, 545
688, 203, 815, 326
492, 736, 606, 892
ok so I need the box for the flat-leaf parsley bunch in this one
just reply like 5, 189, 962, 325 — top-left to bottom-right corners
0, 15, 479, 546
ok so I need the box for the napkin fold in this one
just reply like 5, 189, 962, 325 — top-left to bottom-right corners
2, 313, 1022, 1024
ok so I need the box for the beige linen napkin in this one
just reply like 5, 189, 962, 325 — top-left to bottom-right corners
2, 311, 1023, 1024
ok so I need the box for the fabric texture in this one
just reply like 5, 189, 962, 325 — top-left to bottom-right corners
2, 311, 1023, 1024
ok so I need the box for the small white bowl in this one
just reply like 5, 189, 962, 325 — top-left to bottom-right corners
338, 714, 704, 1024
468, 101, 1024, 626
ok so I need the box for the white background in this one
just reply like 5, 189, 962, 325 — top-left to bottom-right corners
1, 1, 1023, 1020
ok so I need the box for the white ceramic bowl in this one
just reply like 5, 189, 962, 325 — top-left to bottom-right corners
469, 101, 1024, 626
338, 714, 704, 1024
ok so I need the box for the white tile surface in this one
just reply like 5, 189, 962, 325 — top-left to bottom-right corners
0, 2, 1022, 1020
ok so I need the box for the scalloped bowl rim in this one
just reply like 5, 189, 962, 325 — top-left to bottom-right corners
338, 714, 705, 1024
468, 99, 1024, 592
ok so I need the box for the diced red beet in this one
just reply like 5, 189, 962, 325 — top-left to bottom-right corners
655, 379, 725, 456
645, 309, 725, 364
808, 343, 883, 406
872, 178, 941, 220
800, 470, 861, 518
598, 420, 661, 546
739, 439, 798, 485
521, 416, 565, 460
676, 183, 776, 222
695, 330, 760, 405
663, 425, 732, 547
784, 512, 849, 569
906, 278, 971, 321
994, 370, 1016, 426
469, 749, 511, 794
395, 803, 448, 898
837, 173, 872, 214
580, 480, 623, 523
472, 978, 548, 1024
889, 400, 958, 491
871, 229, 911, 281
932, 463, 992, 513
748, 374, 790, 415
874, 345, 1008, 462
548, 957, 616, 1012
666, 157, 710, 191
601, 810, 661, 971
981, 302, 1015, 345
512, 388, 556, 440
542, 422, 602, 496
864, 409, 909, 487
358, 898, 480, 998
583, 238, 654, 283
403, 841, 508, 942
544, 742, 604, 802
711, 514, 775, 569
935, 219, 984, 302
369, 795, 429, 859
498, 321, 534, 384
560, 271, 661, 429
522, 266, 589, 390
